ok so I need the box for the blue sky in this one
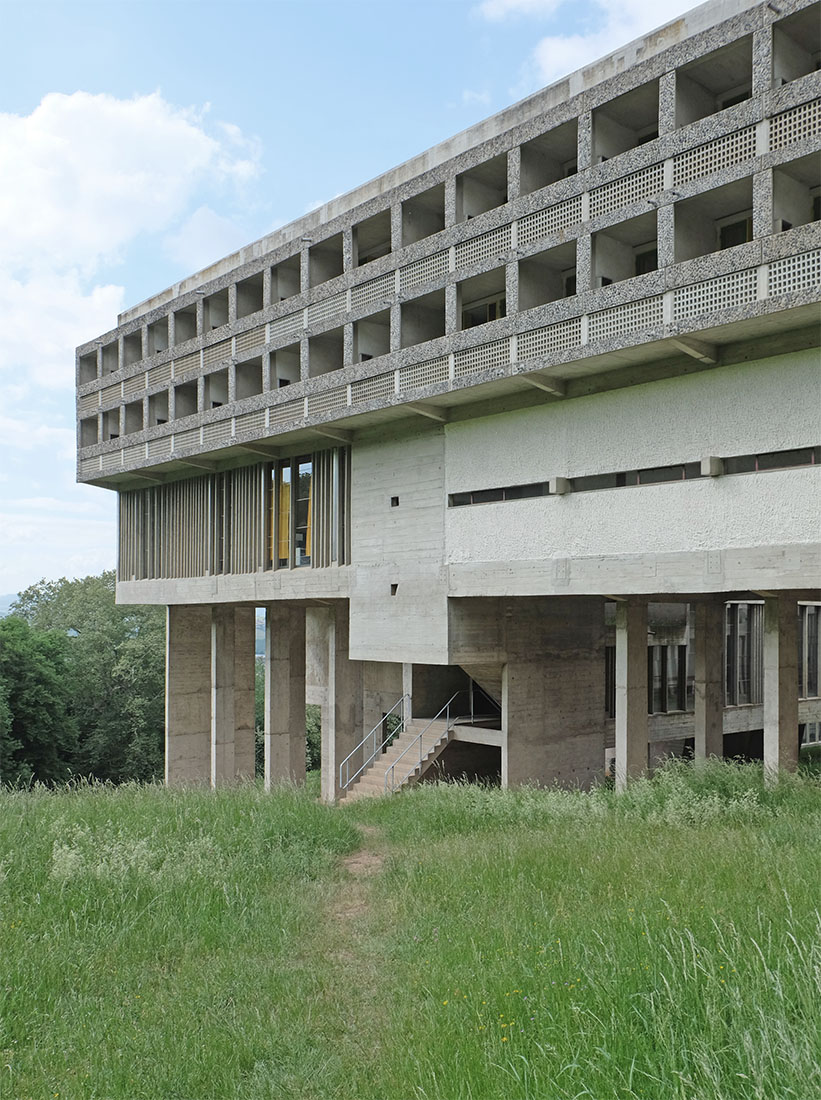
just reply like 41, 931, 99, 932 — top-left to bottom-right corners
0, 0, 689, 595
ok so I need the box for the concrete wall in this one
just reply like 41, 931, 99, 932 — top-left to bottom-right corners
449, 596, 606, 788
444, 348, 821, 594
349, 423, 449, 663
445, 349, 818, 490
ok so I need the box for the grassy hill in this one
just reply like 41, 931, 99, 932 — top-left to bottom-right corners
1, 763, 819, 1099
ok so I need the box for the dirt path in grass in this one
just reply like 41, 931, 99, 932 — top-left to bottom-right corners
329, 823, 385, 926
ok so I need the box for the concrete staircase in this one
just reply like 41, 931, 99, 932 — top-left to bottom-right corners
340, 718, 451, 801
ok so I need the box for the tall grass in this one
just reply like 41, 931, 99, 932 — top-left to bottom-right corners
0, 781, 358, 1099
1, 762, 819, 1098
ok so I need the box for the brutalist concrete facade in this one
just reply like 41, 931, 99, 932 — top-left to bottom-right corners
77, 0, 821, 798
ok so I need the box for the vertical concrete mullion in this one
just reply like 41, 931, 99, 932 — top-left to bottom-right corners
693, 599, 724, 761
615, 599, 648, 791
264, 604, 307, 788
763, 595, 799, 778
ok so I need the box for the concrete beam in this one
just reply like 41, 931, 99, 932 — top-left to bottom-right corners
237, 443, 280, 459
127, 471, 166, 484
311, 427, 353, 444
521, 374, 566, 397
763, 595, 799, 778
405, 401, 449, 423
615, 599, 648, 791
668, 336, 719, 364
178, 458, 218, 472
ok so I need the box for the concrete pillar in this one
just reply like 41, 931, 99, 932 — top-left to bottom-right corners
693, 599, 724, 761
362, 661, 404, 759
502, 597, 606, 790
319, 604, 363, 802
763, 595, 799, 777
615, 600, 648, 791
233, 607, 256, 780
264, 604, 306, 788
211, 605, 255, 786
166, 605, 212, 784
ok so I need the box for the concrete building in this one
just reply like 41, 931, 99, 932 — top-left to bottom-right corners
76, 0, 821, 799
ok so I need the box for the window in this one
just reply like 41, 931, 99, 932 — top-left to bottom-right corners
799, 604, 821, 699
648, 644, 687, 714
276, 463, 292, 568
718, 212, 753, 250
271, 448, 350, 569
461, 293, 506, 330
725, 602, 763, 706
634, 246, 658, 276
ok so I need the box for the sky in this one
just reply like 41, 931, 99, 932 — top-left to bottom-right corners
0, 0, 694, 596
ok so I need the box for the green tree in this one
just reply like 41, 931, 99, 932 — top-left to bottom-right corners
11, 572, 165, 782
0, 616, 77, 784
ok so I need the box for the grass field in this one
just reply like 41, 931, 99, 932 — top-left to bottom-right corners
1, 762, 819, 1099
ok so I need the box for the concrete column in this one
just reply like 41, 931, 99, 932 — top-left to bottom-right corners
362, 660, 404, 758
264, 604, 307, 788
658, 70, 676, 136
320, 604, 363, 803
166, 605, 212, 784
503, 597, 606, 790
211, 606, 236, 785
210, 605, 255, 786
763, 595, 799, 777
693, 600, 724, 762
615, 600, 648, 791
233, 607, 256, 780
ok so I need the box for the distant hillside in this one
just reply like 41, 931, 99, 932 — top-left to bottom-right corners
0, 593, 18, 618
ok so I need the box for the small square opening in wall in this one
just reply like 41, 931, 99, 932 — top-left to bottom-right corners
390, 496, 399, 507
390, 583, 399, 596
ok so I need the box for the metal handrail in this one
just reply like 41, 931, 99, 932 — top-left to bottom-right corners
384, 691, 462, 794
464, 680, 501, 725
339, 693, 409, 792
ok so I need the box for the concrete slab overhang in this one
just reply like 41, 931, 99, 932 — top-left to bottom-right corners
81, 309, 819, 492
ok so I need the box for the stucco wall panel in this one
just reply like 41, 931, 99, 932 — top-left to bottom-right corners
445, 349, 820, 490
446, 468, 820, 563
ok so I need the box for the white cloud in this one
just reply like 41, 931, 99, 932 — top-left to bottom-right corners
0, 91, 261, 274
462, 89, 492, 106
0, 90, 262, 591
0, 271, 123, 388
477, 0, 692, 87
532, 0, 688, 84
164, 205, 250, 273
0, 415, 75, 460
478, 0, 561, 18
0, 504, 116, 593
